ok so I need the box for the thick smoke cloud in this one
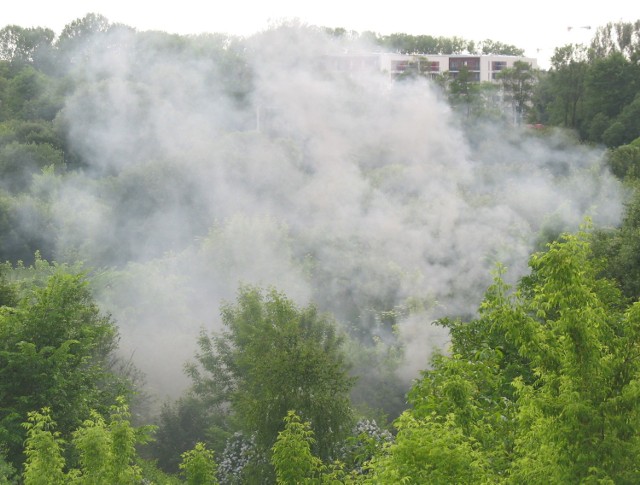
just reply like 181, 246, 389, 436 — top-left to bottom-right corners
43, 24, 621, 398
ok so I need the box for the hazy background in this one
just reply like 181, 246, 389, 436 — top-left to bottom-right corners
3, 1, 638, 68
25, 24, 623, 401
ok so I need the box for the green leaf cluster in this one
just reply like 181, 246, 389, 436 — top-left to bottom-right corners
184, 286, 355, 478
0, 263, 131, 469
362, 230, 640, 483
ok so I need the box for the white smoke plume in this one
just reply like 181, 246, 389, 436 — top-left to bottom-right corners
39, 23, 622, 401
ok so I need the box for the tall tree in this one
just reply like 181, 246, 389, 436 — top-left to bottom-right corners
447, 65, 481, 119
0, 265, 132, 469
547, 44, 588, 128
185, 287, 355, 466
498, 60, 536, 124
0, 26, 55, 68
584, 52, 638, 119
590, 20, 640, 62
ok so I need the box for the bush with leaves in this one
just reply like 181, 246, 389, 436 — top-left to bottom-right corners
271, 411, 323, 484
19, 399, 154, 485
179, 442, 218, 485
21, 409, 66, 485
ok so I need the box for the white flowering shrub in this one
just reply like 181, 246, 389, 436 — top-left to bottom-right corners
217, 432, 269, 484
338, 419, 393, 473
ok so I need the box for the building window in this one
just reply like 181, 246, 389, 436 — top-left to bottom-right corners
449, 58, 480, 71
391, 60, 410, 72
492, 61, 507, 71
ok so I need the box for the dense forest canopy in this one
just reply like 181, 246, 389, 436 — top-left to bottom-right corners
1, 12, 640, 483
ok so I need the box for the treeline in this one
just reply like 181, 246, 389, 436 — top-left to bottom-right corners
532, 20, 640, 147
324, 28, 525, 56
5, 228, 640, 483
1, 12, 640, 484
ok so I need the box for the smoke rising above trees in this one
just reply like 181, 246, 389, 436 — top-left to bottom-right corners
0, 16, 625, 401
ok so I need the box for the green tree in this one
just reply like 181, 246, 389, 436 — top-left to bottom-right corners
580, 52, 640, 142
150, 396, 213, 474
0, 450, 16, 485
593, 181, 640, 300
21, 409, 65, 485
364, 229, 640, 483
589, 20, 640, 62
19, 400, 154, 485
0, 65, 60, 121
367, 413, 491, 484
72, 397, 151, 484
502, 232, 640, 483
546, 44, 588, 128
607, 142, 640, 180
0, 26, 55, 69
498, 60, 536, 124
478, 39, 524, 56
179, 442, 219, 485
447, 66, 481, 119
0, 141, 64, 192
271, 411, 323, 485
186, 287, 355, 468
0, 266, 131, 469
605, 93, 640, 147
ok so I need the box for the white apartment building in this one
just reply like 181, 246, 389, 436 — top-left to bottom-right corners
323, 52, 538, 82
380, 53, 538, 81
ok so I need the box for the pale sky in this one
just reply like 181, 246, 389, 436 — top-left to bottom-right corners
3, 1, 638, 68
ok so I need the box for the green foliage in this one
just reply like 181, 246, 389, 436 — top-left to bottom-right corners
607, 145, 640, 180
584, 52, 638, 121
0, 119, 64, 147
606, 93, 640, 147
0, 141, 64, 192
545, 44, 589, 128
0, 264, 17, 307
21, 409, 66, 485
0, 265, 132, 469
18, 399, 155, 485
271, 411, 323, 484
186, 286, 355, 469
589, 20, 640, 63
593, 184, 640, 300
57, 14, 112, 46
0, 65, 61, 121
179, 442, 219, 485
358, 230, 640, 483
71, 411, 112, 484
367, 413, 491, 484
71, 397, 151, 484
538, 33, 640, 145
477, 39, 524, 56
150, 396, 214, 474
372, 33, 525, 56
447, 66, 482, 120
0, 25, 55, 66
337, 419, 392, 475
493, 231, 640, 482
497, 60, 537, 123
0, 450, 17, 485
